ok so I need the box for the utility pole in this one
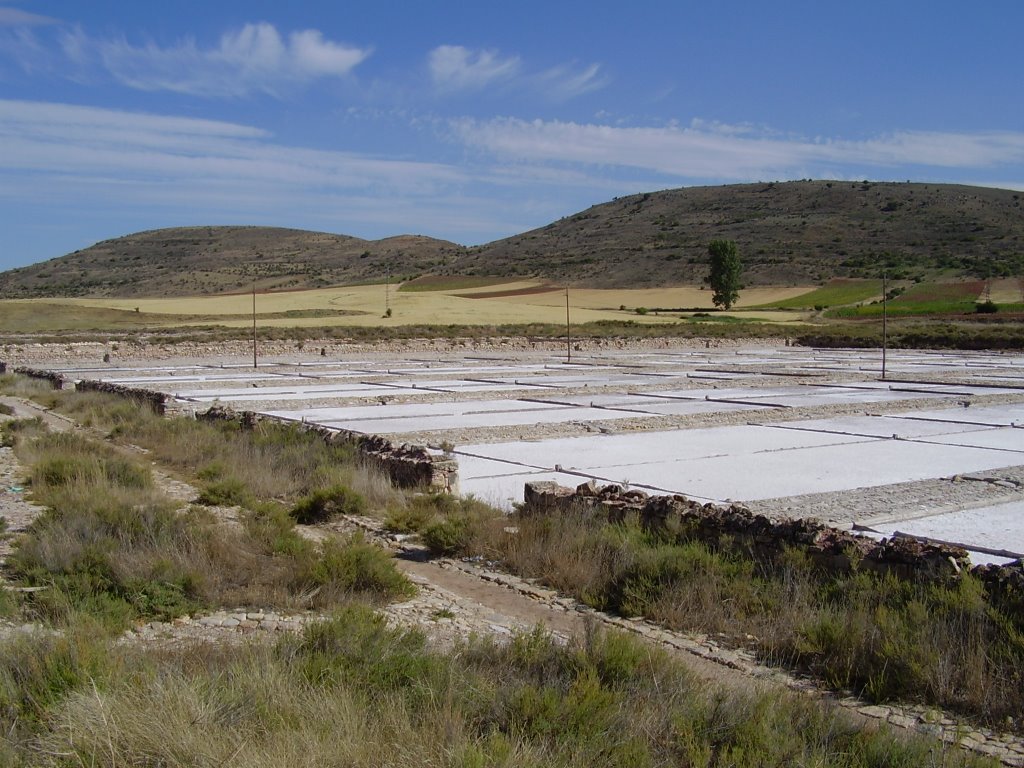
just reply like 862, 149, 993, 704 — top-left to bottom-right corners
252, 280, 258, 369
565, 286, 571, 363
385, 269, 390, 314
881, 270, 887, 381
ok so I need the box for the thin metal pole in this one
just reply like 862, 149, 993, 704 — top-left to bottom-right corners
565, 287, 571, 363
881, 271, 887, 381
252, 281, 257, 369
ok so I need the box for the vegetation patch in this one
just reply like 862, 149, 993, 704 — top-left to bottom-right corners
290, 484, 366, 524
1, 612, 993, 767
454, 284, 563, 299
829, 281, 987, 317
0, 385, 413, 631
757, 278, 884, 309
410, 498, 1024, 727
398, 275, 514, 292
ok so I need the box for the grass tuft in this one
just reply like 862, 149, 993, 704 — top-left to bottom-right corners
290, 485, 366, 524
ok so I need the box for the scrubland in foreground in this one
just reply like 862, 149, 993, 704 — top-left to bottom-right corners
0, 380, 1010, 765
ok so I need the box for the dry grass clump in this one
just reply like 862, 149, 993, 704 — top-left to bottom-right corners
4, 610, 991, 768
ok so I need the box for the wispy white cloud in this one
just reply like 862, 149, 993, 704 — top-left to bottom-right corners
537, 62, 607, 100
451, 117, 1024, 181
0, 100, 464, 201
427, 44, 606, 100
428, 45, 520, 91
0, 6, 57, 27
0, 100, 615, 252
58, 22, 371, 97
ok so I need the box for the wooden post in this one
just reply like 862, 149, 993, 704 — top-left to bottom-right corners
565, 287, 571, 363
881, 271, 887, 381
252, 280, 258, 369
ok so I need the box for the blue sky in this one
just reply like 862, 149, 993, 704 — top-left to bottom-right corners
1, 1, 1022, 270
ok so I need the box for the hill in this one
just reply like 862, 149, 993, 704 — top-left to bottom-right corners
1, 181, 1021, 298
0, 226, 462, 298
460, 180, 1024, 287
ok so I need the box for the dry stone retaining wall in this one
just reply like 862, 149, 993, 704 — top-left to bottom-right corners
9, 368, 168, 412
12, 366, 70, 389
75, 379, 168, 413
523, 480, 1024, 602
197, 405, 458, 493
3, 366, 457, 493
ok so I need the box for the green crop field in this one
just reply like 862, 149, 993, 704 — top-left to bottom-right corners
756, 279, 883, 309
828, 281, 988, 317
397, 275, 516, 292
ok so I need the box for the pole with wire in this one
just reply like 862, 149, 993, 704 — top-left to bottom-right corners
881, 270, 887, 381
252, 279, 258, 369
565, 286, 571, 363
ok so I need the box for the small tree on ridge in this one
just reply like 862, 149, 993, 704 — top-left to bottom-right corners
707, 239, 742, 310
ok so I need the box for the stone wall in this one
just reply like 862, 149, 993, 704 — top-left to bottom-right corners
2, 366, 457, 493
75, 379, 168, 413
197, 405, 458, 493
12, 366, 70, 389
523, 480, 1023, 596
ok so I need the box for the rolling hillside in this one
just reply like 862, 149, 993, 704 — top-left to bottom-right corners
458, 180, 1024, 287
0, 227, 462, 298
1, 180, 1021, 298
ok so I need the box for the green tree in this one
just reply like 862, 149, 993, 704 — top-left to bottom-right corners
707, 240, 742, 309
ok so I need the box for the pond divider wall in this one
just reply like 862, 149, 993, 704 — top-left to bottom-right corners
6, 367, 457, 494
523, 479, 1024, 612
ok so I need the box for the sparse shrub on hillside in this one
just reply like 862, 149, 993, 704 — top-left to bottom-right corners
290, 485, 366, 524
196, 477, 251, 507
301, 533, 414, 601
0, 416, 47, 446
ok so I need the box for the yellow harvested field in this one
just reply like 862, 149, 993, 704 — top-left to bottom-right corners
42, 280, 816, 329
987, 278, 1024, 303
488, 285, 812, 309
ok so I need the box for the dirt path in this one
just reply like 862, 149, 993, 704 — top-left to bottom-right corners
0, 396, 66, 567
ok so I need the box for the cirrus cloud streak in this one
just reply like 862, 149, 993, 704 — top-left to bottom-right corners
452, 117, 1024, 181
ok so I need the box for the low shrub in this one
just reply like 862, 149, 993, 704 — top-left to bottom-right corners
290, 485, 365, 524
24, 434, 150, 495
10, 496, 207, 628
196, 477, 251, 507
411, 493, 500, 555
383, 500, 435, 533
0, 621, 119, 729
0, 416, 47, 447
421, 515, 471, 555
300, 533, 414, 601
